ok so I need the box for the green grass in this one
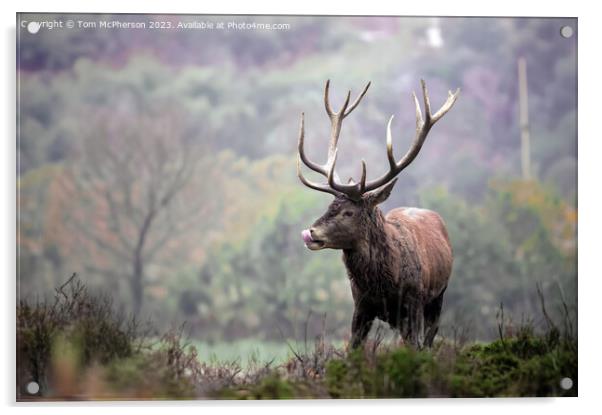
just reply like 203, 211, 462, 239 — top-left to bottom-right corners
190, 338, 345, 368
18, 275, 577, 400
191, 339, 294, 367
215, 331, 577, 399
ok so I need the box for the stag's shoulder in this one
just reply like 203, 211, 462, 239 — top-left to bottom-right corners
386, 207, 441, 222
386, 207, 448, 234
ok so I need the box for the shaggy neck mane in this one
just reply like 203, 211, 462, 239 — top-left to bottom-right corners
343, 206, 396, 293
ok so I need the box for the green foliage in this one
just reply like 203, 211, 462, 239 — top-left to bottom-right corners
17, 276, 207, 400
325, 350, 366, 398
450, 327, 577, 397
18, 277, 577, 400
421, 180, 576, 338
17, 274, 143, 396
102, 331, 201, 399
188, 189, 351, 340
214, 314, 578, 399
94, 353, 194, 399
325, 347, 435, 398
321, 322, 576, 399
218, 374, 297, 400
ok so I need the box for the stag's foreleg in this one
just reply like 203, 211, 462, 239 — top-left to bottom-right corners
350, 307, 374, 349
406, 297, 425, 349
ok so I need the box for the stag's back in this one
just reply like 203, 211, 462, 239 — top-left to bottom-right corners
386, 207, 453, 300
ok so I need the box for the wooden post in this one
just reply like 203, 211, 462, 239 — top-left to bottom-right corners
518, 57, 531, 180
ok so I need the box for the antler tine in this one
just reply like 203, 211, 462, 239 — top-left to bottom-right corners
298, 112, 329, 176
341, 90, 352, 114
412, 91, 424, 129
344, 82, 371, 118
325, 80, 368, 119
324, 79, 334, 118
363, 80, 460, 193
326, 90, 351, 162
421, 79, 432, 123
297, 154, 339, 197
327, 148, 340, 190
386, 115, 397, 170
432, 88, 461, 123
324, 147, 366, 201
323, 81, 368, 184
359, 160, 367, 194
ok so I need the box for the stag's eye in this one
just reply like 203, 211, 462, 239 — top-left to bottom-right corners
342, 211, 354, 217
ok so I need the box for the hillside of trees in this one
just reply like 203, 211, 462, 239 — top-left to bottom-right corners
18, 15, 576, 345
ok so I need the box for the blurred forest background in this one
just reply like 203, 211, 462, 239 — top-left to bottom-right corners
17, 15, 577, 356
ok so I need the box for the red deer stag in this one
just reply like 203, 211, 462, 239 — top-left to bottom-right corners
297, 80, 459, 348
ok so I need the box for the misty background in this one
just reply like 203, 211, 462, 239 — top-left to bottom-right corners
17, 14, 576, 360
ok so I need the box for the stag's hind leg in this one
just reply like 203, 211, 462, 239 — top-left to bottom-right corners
406, 298, 425, 349
424, 287, 446, 348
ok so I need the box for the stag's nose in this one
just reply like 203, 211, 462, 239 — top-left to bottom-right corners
310, 228, 322, 240
301, 229, 313, 244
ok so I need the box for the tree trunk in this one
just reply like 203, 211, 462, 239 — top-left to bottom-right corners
131, 209, 155, 315
131, 254, 144, 315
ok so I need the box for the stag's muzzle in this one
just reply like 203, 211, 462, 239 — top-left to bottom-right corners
301, 229, 325, 250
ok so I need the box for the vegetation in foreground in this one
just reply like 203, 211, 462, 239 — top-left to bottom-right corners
17, 275, 577, 400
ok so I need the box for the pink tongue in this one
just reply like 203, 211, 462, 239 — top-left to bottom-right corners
301, 229, 313, 244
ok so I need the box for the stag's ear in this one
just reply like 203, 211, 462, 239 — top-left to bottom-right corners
364, 178, 398, 206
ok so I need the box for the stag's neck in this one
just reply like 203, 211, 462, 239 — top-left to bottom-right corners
342, 207, 397, 291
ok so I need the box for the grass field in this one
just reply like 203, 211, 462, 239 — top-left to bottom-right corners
17, 276, 577, 400
191, 339, 293, 367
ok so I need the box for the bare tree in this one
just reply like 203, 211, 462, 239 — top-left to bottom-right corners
63, 107, 213, 315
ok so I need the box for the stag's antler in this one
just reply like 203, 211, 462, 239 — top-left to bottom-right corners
362, 80, 460, 193
297, 80, 370, 197
297, 79, 459, 200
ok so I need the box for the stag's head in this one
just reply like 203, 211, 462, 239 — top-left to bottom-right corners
298, 80, 459, 251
